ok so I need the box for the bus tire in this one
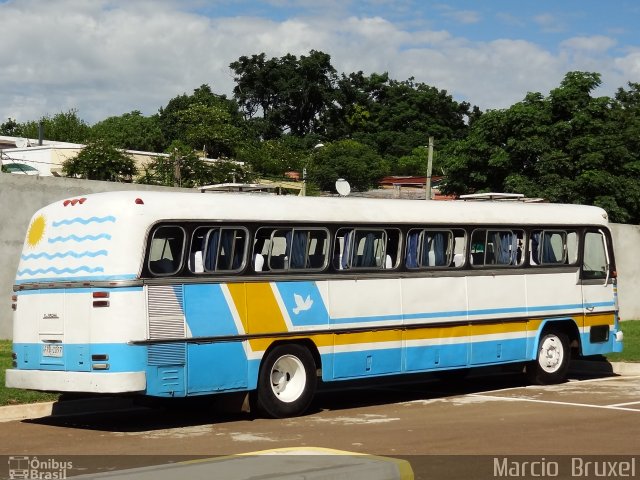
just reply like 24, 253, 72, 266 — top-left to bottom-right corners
256, 344, 317, 418
526, 329, 570, 385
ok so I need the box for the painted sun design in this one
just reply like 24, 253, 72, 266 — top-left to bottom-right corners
27, 215, 46, 247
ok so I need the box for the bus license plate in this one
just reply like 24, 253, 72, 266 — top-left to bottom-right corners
42, 344, 63, 358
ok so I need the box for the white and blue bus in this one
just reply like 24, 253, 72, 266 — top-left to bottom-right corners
7, 191, 623, 417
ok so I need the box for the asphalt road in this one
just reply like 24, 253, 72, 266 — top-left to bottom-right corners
1, 370, 639, 478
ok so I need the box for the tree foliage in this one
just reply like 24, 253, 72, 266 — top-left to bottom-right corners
90, 111, 165, 152
231, 50, 337, 138
62, 140, 137, 181
138, 141, 250, 188
158, 84, 245, 157
308, 140, 389, 192
441, 71, 640, 223
19, 110, 90, 143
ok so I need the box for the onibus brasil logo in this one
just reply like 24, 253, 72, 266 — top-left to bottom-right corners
8, 456, 73, 479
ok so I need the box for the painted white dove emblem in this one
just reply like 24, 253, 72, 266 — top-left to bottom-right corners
293, 293, 313, 314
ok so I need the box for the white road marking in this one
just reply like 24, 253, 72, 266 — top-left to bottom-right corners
469, 394, 640, 412
606, 401, 640, 407
311, 414, 400, 425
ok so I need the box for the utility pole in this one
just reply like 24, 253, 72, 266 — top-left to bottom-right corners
425, 136, 434, 200
173, 148, 182, 187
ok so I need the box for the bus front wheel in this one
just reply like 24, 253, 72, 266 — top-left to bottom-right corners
527, 329, 570, 385
255, 344, 317, 418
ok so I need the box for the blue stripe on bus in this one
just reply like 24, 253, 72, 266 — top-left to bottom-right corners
13, 343, 146, 373
274, 282, 330, 326
331, 302, 614, 324
326, 336, 531, 381
184, 284, 239, 336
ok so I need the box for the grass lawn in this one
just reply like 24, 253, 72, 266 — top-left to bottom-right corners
0, 341, 58, 406
0, 320, 636, 406
605, 319, 640, 362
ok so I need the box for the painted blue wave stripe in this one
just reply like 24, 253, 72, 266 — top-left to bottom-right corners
21, 250, 108, 260
17, 266, 105, 276
48, 233, 112, 243
52, 216, 116, 227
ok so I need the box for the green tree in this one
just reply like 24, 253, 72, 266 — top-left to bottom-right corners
0, 118, 22, 136
90, 111, 165, 152
231, 50, 337, 138
175, 103, 242, 158
138, 141, 250, 188
235, 136, 306, 177
158, 85, 244, 155
20, 110, 90, 143
325, 73, 471, 160
308, 140, 389, 192
62, 139, 137, 181
441, 71, 640, 223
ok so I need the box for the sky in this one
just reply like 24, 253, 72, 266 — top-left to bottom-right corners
1, 0, 639, 125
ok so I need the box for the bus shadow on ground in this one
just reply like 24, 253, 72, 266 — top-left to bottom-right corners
23, 363, 615, 433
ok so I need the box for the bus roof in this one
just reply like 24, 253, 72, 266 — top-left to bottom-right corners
64, 190, 610, 227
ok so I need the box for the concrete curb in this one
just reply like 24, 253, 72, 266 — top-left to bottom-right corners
1, 361, 638, 423
0, 396, 139, 423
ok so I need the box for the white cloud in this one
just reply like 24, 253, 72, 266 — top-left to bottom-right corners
0, 0, 638, 126
533, 13, 566, 33
560, 36, 617, 53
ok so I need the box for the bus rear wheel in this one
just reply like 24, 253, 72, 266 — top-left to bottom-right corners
526, 329, 570, 385
255, 344, 317, 418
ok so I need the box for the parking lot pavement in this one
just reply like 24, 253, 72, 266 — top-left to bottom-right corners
1, 371, 639, 478
463, 375, 640, 412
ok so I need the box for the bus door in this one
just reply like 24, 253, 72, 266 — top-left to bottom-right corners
26, 289, 92, 373
581, 229, 616, 353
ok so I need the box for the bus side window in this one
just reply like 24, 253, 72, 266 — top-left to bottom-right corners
384, 229, 401, 269
148, 225, 185, 276
530, 230, 567, 266
406, 229, 459, 269
252, 229, 272, 272
582, 231, 608, 280
471, 229, 523, 267
333, 228, 353, 270
352, 230, 386, 268
189, 227, 248, 274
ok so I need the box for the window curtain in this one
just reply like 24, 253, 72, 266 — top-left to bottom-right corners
291, 231, 308, 268
204, 229, 220, 271
341, 231, 351, 270
531, 232, 541, 265
406, 231, 419, 268
361, 232, 377, 267
433, 232, 446, 266
232, 231, 245, 269
493, 231, 514, 265
542, 233, 558, 263
219, 229, 235, 270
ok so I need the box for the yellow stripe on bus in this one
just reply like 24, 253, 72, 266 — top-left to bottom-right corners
243, 282, 288, 334
584, 313, 615, 327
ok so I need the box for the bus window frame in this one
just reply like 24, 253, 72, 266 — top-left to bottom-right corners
334, 227, 398, 271
405, 228, 465, 270
189, 225, 249, 275
254, 226, 331, 273
470, 228, 525, 268
147, 224, 187, 277
529, 229, 570, 266
581, 228, 612, 283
